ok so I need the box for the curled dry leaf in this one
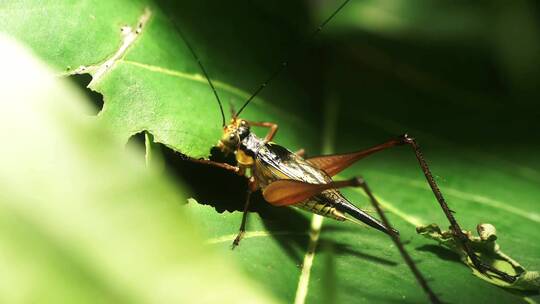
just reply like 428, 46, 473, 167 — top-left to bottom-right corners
417, 223, 540, 291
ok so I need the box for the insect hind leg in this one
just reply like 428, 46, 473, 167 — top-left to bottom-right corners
356, 177, 441, 304
307, 134, 517, 283
261, 173, 441, 303
400, 134, 517, 283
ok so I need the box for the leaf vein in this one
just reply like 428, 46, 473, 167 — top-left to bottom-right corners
373, 172, 540, 223
205, 231, 305, 244
293, 93, 340, 303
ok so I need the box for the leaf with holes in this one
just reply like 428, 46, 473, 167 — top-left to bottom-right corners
2, 1, 539, 304
0, 36, 276, 304
0, 1, 316, 157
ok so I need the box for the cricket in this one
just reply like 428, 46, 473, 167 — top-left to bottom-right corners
169, 0, 518, 302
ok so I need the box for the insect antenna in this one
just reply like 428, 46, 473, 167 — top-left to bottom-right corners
235, 0, 351, 117
229, 102, 237, 120
167, 13, 226, 126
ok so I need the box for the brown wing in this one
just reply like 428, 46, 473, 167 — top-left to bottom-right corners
263, 178, 360, 206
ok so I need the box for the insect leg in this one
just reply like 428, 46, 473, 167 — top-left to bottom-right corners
246, 121, 278, 142
263, 175, 440, 302
308, 134, 516, 283
400, 134, 517, 283
306, 137, 404, 177
357, 177, 440, 304
232, 178, 257, 249
307, 134, 516, 283
181, 155, 243, 175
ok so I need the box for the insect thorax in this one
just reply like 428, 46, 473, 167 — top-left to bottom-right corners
236, 132, 264, 166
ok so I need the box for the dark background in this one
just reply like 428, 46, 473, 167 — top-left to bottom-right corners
154, 0, 540, 152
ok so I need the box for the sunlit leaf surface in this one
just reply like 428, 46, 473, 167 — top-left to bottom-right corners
1, 1, 539, 303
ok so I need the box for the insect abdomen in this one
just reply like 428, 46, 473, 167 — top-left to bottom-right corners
295, 194, 347, 221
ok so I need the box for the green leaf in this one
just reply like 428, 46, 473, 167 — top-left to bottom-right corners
0, 36, 276, 304
0, 1, 317, 157
2, 1, 539, 304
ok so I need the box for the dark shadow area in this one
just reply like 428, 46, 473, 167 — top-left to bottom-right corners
127, 132, 249, 212
330, 30, 540, 150
164, 146, 250, 213
68, 74, 104, 114
126, 131, 146, 151
126, 132, 309, 262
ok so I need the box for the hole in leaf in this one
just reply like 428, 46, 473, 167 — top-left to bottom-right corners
154, 143, 314, 262
162, 146, 251, 213
140, 134, 310, 220
126, 131, 146, 150
68, 73, 104, 114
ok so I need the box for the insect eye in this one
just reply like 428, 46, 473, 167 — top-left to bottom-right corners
240, 120, 246, 126
229, 133, 236, 140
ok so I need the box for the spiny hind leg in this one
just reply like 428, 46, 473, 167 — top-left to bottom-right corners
399, 135, 516, 283
307, 134, 516, 283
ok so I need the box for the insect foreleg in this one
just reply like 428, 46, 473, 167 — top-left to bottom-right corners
357, 177, 440, 304
247, 121, 278, 142
182, 156, 243, 176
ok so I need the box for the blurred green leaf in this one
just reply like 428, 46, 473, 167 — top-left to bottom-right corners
0, 36, 276, 304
